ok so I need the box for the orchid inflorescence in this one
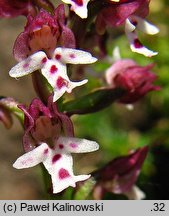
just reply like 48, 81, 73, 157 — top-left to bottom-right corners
0, 0, 160, 199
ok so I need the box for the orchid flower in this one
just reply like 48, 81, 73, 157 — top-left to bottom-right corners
13, 97, 99, 193
95, 0, 159, 57
13, 137, 99, 193
92, 146, 148, 200
105, 51, 160, 103
9, 47, 97, 102
13, 6, 76, 61
125, 16, 159, 57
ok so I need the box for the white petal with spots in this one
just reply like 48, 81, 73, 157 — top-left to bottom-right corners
61, 0, 90, 19
9, 51, 47, 78
13, 136, 99, 194
57, 136, 99, 153
125, 19, 158, 57
129, 15, 159, 35
53, 47, 97, 64
13, 143, 48, 168
43, 149, 90, 193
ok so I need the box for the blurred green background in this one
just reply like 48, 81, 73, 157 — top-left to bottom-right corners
0, 0, 169, 199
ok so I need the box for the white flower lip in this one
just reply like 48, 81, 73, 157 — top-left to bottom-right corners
13, 137, 99, 194
9, 47, 97, 102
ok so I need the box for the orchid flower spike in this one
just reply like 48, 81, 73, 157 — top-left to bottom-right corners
9, 47, 97, 102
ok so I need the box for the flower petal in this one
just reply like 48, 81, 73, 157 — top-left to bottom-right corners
66, 79, 88, 93
53, 86, 70, 102
61, 0, 90, 19
124, 185, 146, 200
53, 47, 97, 64
53, 79, 88, 101
129, 16, 159, 35
43, 149, 90, 193
9, 51, 47, 78
40, 59, 87, 101
41, 59, 67, 87
13, 143, 48, 169
105, 59, 136, 87
56, 136, 99, 153
125, 19, 158, 57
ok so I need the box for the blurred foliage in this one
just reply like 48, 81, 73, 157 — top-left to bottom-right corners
71, 0, 169, 199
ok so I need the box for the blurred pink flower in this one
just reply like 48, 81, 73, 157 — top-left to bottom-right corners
93, 146, 148, 199
105, 59, 160, 103
0, 0, 54, 18
0, 103, 13, 129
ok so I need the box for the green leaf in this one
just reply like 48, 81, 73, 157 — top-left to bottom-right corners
62, 88, 124, 115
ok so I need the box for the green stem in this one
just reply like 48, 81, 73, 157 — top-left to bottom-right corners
32, 71, 53, 104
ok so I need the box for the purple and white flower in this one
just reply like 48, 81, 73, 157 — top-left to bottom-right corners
13, 97, 99, 193
13, 137, 99, 194
95, 0, 159, 57
92, 146, 148, 200
105, 52, 160, 104
9, 47, 97, 101
125, 15, 159, 57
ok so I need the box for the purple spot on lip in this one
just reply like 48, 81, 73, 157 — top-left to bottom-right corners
44, 148, 49, 154
70, 143, 77, 148
41, 57, 47, 64
50, 65, 58, 74
58, 144, 64, 149
21, 157, 33, 165
55, 54, 61, 60
56, 77, 67, 89
52, 154, 61, 164
23, 63, 29, 68
58, 168, 70, 179
69, 53, 75, 58
72, 0, 83, 7
134, 39, 143, 49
